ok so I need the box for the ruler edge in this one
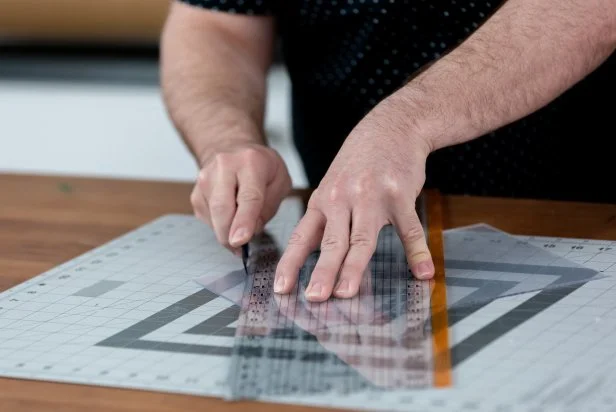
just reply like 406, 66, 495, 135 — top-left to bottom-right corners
422, 189, 452, 387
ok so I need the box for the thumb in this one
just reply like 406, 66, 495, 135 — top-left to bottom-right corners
392, 207, 434, 280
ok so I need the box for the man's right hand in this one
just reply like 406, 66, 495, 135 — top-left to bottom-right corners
190, 142, 292, 254
160, 3, 285, 251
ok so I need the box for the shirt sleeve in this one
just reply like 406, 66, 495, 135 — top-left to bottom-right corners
179, 0, 276, 15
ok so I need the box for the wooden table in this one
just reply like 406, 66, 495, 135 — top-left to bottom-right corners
0, 0, 168, 43
1, 172, 615, 411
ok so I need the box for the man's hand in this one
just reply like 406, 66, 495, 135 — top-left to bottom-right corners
191, 142, 291, 254
160, 3, 285, 251
274, 98, 435, 302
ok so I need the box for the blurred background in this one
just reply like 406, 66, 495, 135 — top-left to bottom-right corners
0, 0, 309, 187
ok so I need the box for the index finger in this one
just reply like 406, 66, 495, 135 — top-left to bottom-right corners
274, 209, 325, 294
203, 168, 237, 251
228, 167, 267, 248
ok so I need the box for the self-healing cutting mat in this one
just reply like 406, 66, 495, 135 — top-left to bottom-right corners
0, 198, 612, 411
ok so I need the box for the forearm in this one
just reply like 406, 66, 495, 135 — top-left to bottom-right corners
160, 3, 275, 165
385, 0, 616, 152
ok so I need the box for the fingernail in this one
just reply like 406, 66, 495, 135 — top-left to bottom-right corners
274, 276, 285, 293
306, 282, 322, 298
230, 228, 247, 245
411, 261, 434, 279
335, 279, 349, 295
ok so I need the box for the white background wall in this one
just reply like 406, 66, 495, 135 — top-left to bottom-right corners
0, 66, 309, 187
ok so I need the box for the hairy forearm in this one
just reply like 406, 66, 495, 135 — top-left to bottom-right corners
160, 5, 274, 165
386, 0, 616, 152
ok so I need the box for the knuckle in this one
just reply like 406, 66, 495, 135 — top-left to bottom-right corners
409, 250, 431, 261
326, 186, 341, 203
349, 231, 375, 248
321, 234, 344, 251
350, 179, 368, 197
196, 170, 211, 191
197, 170, 207, 184
241, 147, 265, 169
208, 200, 228, 214
379, 171, 403, 198
384, 180, 403, 199
349, 173, 375, 196
288, 230, 308, 246
400, 224, 425, 245
212, 152, 232, 168
241, 146, 261, 160
237, 187, 264, 204
323, 182, 349, 204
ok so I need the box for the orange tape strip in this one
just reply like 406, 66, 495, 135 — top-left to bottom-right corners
425, 190, 452, 387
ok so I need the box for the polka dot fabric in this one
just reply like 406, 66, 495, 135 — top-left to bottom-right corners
181, 0, 274, 15
179, 0, 615, 203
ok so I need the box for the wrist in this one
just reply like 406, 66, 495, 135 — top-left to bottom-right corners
177, 107, 265, 168
371, 90, 437, 158
197, 137, 261, 169
381, 64, 490, 154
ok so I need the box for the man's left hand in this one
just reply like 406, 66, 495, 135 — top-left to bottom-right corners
273, 97, 435, 302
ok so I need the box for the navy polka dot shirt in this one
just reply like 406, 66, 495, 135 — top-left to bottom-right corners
180, 0, 615, 203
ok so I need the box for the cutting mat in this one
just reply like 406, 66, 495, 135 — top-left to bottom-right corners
0, 198, 614, 411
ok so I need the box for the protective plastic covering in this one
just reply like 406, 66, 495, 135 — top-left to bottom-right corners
195, 199, 603, 399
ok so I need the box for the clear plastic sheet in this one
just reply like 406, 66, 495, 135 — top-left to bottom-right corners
195, 214, 604, 399
219, 225, 439, 399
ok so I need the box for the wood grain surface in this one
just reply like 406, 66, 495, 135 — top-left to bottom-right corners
0, 172, 615, 411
